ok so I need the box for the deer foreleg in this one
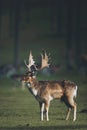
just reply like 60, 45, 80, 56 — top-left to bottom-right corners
40, 103, 45, 121
45, 101, 50, 121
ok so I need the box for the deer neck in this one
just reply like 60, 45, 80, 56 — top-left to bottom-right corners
26, 78, 39, 96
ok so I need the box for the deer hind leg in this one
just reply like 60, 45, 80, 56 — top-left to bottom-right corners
66, 107, 71, 120
66, 98, 77, 121
73, 102, 77, 121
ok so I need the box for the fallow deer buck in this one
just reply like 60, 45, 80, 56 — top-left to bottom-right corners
21, 51, 78, 121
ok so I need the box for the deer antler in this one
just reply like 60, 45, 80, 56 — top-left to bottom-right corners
24, 51, 35, 71
40, 50, 50, 69
24, 50, 50, 73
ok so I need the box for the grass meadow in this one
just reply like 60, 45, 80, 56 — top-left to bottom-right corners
0, 72, 87, 130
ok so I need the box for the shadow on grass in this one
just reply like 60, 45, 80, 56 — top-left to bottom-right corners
0, 125, 87, 130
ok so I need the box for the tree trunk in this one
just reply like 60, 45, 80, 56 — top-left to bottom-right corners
56, 0, 62, 36
75, 0, 81, 69
14, 0, 22, 69
0, 0, 3, 40
66, 0, 73, 70
25, 0, 31, 24
9, 0, 14, 37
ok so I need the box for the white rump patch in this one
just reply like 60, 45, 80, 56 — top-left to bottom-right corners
74, 85, 78, 98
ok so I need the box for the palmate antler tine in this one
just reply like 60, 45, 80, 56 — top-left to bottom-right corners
29, 51, 35, 66
24, 51, 36, 71
40, 50, 50, 69
24, 60, 29, 68
44, 52, 49, 61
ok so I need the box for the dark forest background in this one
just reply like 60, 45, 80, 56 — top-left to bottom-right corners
0, 0, 87, 77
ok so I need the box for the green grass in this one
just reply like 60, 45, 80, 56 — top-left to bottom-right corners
0, 74, 87, 130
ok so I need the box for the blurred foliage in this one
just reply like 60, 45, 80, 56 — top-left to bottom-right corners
0, 0, 87, 76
